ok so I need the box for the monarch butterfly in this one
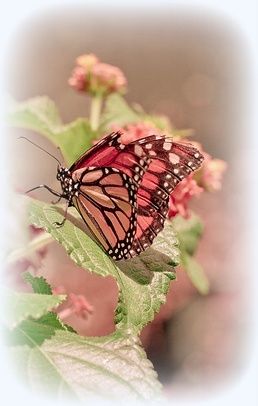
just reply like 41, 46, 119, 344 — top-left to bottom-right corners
26, 132, 204, 261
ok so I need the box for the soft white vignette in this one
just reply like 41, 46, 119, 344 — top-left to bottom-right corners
0, 1, 257, 405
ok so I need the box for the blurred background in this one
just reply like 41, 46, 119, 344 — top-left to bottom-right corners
5, 4, 252, 401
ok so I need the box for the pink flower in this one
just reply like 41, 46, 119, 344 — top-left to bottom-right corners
200, 158, 227, 192
53, 286, 94, 320
68, 293, 94, 319
91, 63, 127, 94
177, 138, 227, 192
168, 175, 203, 219
76, 53, 99, 69
112, 122, 163, 144
68, 66, 88, 92
69, 53, 127, 96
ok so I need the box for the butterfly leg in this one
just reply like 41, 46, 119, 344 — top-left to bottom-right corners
53, 198, 72, 228
51, 196, 63, 205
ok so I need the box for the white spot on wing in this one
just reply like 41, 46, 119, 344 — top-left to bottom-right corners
163, 142, 172, 151
134, 145, 143, 156
169, 153, 180, 164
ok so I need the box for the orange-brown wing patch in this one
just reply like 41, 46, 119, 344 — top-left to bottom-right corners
74, 167, 138, 260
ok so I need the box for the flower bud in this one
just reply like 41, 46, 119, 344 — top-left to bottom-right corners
69, 53, 127, 96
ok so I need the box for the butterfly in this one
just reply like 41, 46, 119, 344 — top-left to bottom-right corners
27, 132, 204, 261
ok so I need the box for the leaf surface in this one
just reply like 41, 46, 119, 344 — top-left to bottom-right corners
27, 198, 179, 334
3, 288, 65, 329
10, 331, 162, 401
172, 213, 209, 294
7, 97, 96, 165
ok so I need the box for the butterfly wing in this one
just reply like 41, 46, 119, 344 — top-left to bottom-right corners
70, 132, 123, 171
70, 132, 204, 260
127, 136, 204, 257
72, 167, 141, 260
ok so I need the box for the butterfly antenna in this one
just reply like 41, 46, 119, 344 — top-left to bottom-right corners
18, 136, 62, 165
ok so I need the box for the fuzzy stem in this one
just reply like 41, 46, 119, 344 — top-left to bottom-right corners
6, 233, 53, 264
89, 94, 103, 131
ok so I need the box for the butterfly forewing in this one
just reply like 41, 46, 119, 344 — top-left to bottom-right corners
127, 136, 204, 256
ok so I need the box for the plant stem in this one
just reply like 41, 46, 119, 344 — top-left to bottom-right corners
89, 94, 103, 131
6, 233, 53, 264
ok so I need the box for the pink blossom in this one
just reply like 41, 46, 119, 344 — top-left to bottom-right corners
76, 53, 99, 69
68, 66, 88, 92
200, 158, 227, 192
53, 285, 94, 320
168, 175, 203, 219
112, 122, 163, 144
69, 53, 127, 96
91, 63, 127, 94
176, 138, 227, 192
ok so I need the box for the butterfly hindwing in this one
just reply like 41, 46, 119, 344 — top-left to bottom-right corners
72, 166, 144, 260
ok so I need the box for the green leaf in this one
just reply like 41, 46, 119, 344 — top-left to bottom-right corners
23, 272, 52, 295
172, 212, 203, 256
3, 288, 66, 329
57, 118, 96, 166
115, 270, 174, 333
10, 330, 163, 401
181, 253, 209, 295
152, 221, 180, 265
28, 199, 119, 279
101, 94, 142, 128
144, 113, 173, 133
172, 213, 209, 294
27, 197, 179, 334
6, 96, 62, 135
6, 97, 96, 166
21, 272, 76, 334
6, 310, 76, 347
7, 314, 65, 346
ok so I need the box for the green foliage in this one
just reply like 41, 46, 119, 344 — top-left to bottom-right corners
101, 93, 142, 128
7, 315, 65, 347
101, 93, 191, 139
172, 213, 209, 294
27, 197, 179, 335
181, 253, 209, 295
173, 212, 203, 256
6, 92, 208, 400
6, 97, 96, 165
10, 330, 162, 400
3, 287, 66, 329
4, 273, 74, 348
23, 271, 52, 295
6, 267, 164, 400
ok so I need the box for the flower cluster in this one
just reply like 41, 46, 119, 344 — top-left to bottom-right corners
200, 157, 227, 192
168, 175, 203, 219
112, 122, 163, 144
69, 53, 127, 96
